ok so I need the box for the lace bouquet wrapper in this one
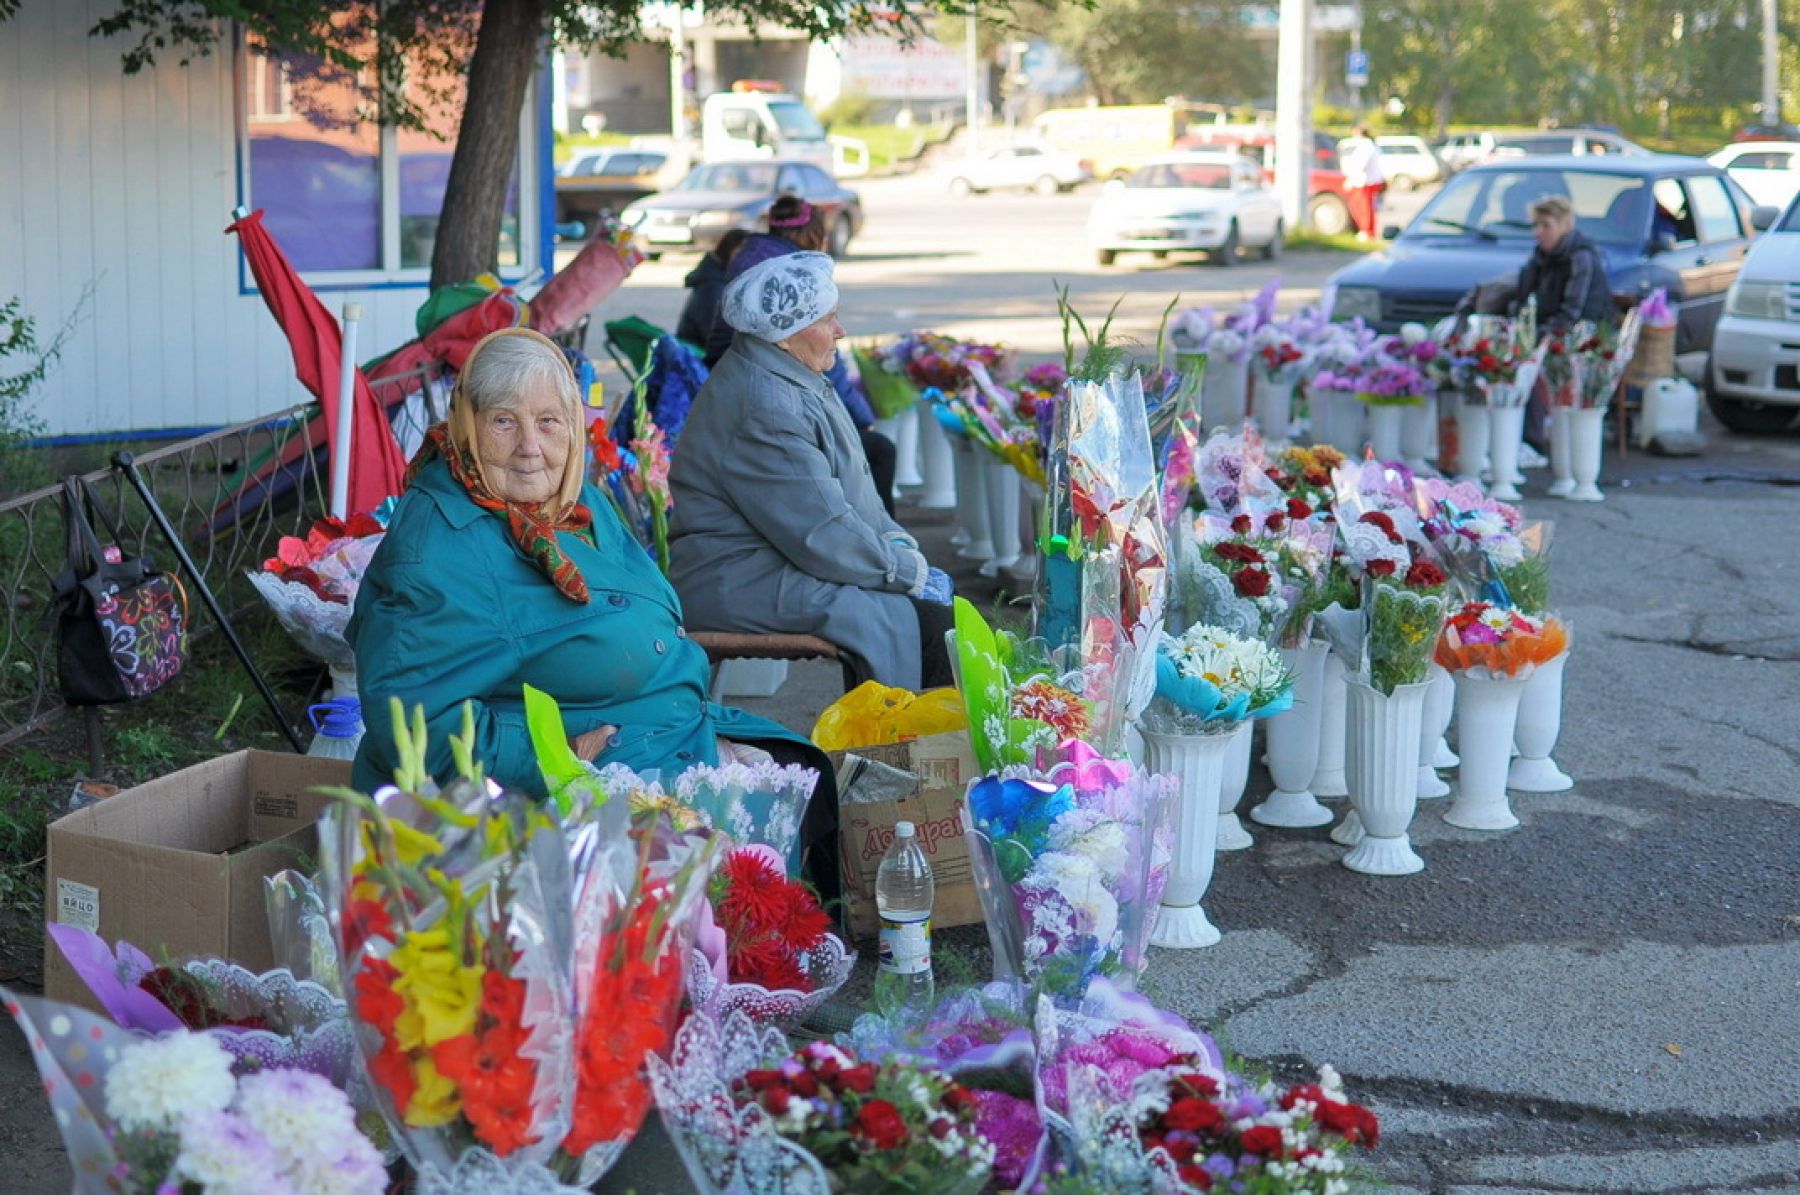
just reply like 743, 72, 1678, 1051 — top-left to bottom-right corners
249, 516, 386, 669
46, 922, 357, 1085
690, 843, 854, 1030
319, 769, 582, 1187
649, 1012, 997, 1195
568, 755, 816, 875
961, 758, 1175, 1002
3, 988, 389, 1195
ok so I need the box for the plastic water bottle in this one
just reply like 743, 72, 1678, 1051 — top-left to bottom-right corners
305, 697, 363, 760
874, 821, 935, 1014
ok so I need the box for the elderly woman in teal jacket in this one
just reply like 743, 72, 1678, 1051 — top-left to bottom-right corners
347, 328, 836, 885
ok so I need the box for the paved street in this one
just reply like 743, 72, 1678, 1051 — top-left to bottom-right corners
5, 171, 1799, 1193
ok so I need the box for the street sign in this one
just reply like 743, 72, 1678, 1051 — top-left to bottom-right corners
1346, 49, 1370, 89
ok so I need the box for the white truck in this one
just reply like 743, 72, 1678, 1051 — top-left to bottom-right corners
701, 87, 866, 177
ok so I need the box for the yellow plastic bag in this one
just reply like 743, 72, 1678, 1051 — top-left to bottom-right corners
811, 682, 967, 751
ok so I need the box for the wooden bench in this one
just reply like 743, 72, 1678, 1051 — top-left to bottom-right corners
688, 632, 849, 701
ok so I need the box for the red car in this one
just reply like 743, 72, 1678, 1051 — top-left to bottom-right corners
1175, 127, 1354, 236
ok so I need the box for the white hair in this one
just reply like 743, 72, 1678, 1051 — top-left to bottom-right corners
459, 332, 580, 415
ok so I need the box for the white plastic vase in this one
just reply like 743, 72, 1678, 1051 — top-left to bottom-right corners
1443, 668, 1531, 831
1202, 355, 1251, 433
1509, 650, 1573, 792
1401, 394, 1436, 470
916, 412, 958, 510
1142, 727, 1235, 949
980, 456, 1022, 575
1547, 406, 1576, 497
1418, 663, 1453, 799
1216, 720, 1256, 850
952, 438, 994, 561
1567, 407, 1606, 502
1253, 377, 1295, 442
1428, 663, 1459, 769
1487, 405, 1526, 501
1330, 808, 1364, 847
1005, 483, 1044, 585
1310, 654, 1350, 798
892, 404, 924, 488
1342, 678, 1431, 875
1366, 403, 1404, 462
1454, 401, 1490, 486
1326, 391, 1366, 456
1251, 641, 1334, 828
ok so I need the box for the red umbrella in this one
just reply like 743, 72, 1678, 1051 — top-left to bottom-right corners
228, 209, 407, 514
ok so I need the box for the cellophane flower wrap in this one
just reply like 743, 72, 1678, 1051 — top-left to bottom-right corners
649, 1011, 997, 1195
1568, 309, 1642, 411
249, 511, 387, 669
319, 706, 579, 1183
1174, 505, 1334, 650
1410, 477, 1555, 613
690, 842, 855, 1029
1434, 602, 1569, 678
960, 748, 1175, 1001
1364, 562, 1452, 696
853, 342, 921, 418
1142, 624, 1295, 736
3, 991, 387, 1195
1250, 317, 1314, 388
571, 755, 816, 875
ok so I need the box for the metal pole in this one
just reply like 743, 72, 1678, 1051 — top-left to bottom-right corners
1763, 0, 1780, 126
1275, 0, 1315, 231
965, 7, 980, 158
111, 451, 308, 753
330, 301, 361, 521
670, 16, 687, 142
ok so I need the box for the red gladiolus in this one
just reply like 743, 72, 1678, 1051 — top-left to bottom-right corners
854, 1099, 909, 1150
353, 959, 405, 1038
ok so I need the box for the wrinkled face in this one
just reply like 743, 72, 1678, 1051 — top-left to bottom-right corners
780, 310, 846, 373
474, 377, 571, 505
1533, 211, 1574, 253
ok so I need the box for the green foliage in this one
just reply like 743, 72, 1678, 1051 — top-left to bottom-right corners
115, 723, 180, 775
1017, 0, 1269, 106
1, 289, 93, 495
1500, 556, 1550, 616
818, 90, 880, 129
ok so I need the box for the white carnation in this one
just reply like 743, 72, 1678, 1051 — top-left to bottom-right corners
105, 1031, 236, 1132
235, 1070, 361, 1171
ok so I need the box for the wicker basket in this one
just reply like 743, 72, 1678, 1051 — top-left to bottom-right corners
1626, 324, 1675, 386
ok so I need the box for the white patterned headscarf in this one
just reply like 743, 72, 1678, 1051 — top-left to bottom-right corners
721, 250, 839, 343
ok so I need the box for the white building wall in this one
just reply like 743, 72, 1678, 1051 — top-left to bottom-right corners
0, 0, 460, 438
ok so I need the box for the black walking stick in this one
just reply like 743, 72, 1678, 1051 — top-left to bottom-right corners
112, 451, 309, 753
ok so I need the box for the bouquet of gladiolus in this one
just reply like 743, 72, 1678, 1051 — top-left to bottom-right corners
650, 1012, 997, 1195
249, 511, 388, 668
585, 399, 673, 573
960, 747, 1175, 1001
2, 994, 390, 1195
1142, 623, 1296, 735
1435, 602, 1569, 676
319, 702, 581, 1183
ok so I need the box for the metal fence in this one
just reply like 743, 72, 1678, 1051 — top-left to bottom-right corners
0, 403, 331, 748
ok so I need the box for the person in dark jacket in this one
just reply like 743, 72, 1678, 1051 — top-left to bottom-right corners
703, 199, 900, 515
675, 228, 749, 350
1514, 195, 1615, 330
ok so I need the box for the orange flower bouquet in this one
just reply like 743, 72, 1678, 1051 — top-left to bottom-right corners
321, 701, 579, 1186
1434, 602, 1568, 677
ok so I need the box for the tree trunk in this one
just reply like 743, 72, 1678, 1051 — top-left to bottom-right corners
429, 0, 543, 290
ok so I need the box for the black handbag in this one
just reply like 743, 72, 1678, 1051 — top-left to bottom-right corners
49, 476, 189, 705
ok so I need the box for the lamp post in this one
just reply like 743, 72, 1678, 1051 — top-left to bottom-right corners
1275, 0, 1315, 231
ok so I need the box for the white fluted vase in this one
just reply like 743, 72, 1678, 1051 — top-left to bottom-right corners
1326, 390, 1366, 455
952, 437, 994, 560
1342, 678, 1431, 874
1567, 407, 1605, 502
1252, 377, 1295, 442
1401, 394, 1436, 470
1427, 663, 1459, 768
1366, 403, 1404, 461
1142, 727, 1235, 949
1454, 400, 1489, 486
916, 412, 957, 509
1330, 808, 1364, 846
1547, 406, 1576, 497
892, 404, 924, 488
1311, 654, 1350, 798
1487, 404, 1526, 501
1215, 720, 1256, 850
1509, 650, 1572, 792
1418, 663, 1453, 799
1444, 668, 1530, 831
1005, 482, 1043, 584
1202, 355, 1250, 433
980, 456, 1021, 575
1251, 641, 1333, 828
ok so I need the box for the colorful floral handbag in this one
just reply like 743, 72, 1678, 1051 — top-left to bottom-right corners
50, 476, 189, 705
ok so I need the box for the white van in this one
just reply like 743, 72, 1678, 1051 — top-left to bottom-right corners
701, 89, 834, 172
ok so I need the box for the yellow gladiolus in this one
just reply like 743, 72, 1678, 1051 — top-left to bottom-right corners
389, 929, 484, 1049
404, 1055, 461, 1127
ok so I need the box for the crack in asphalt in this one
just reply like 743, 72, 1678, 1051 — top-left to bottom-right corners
1607, 632, 1797, 663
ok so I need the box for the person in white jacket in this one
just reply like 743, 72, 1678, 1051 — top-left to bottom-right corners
1339, 126, 1387, 240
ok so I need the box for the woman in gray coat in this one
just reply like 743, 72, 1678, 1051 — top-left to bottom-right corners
668, 252, 954, 690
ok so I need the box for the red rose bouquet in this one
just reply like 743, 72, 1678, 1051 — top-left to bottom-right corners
249, 512, 386, 668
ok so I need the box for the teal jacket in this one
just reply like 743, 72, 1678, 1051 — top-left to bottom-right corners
347, 457, 808, 796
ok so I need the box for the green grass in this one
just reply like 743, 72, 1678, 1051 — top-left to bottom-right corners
830, 122, 949, 172
553, 130, 637, 165
1287, 228, 1378, 254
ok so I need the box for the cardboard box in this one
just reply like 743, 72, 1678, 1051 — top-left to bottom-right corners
831, 730, 984, 943
44, 750, 351, 1012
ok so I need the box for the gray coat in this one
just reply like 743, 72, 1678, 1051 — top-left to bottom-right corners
668, 334, 928, 688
